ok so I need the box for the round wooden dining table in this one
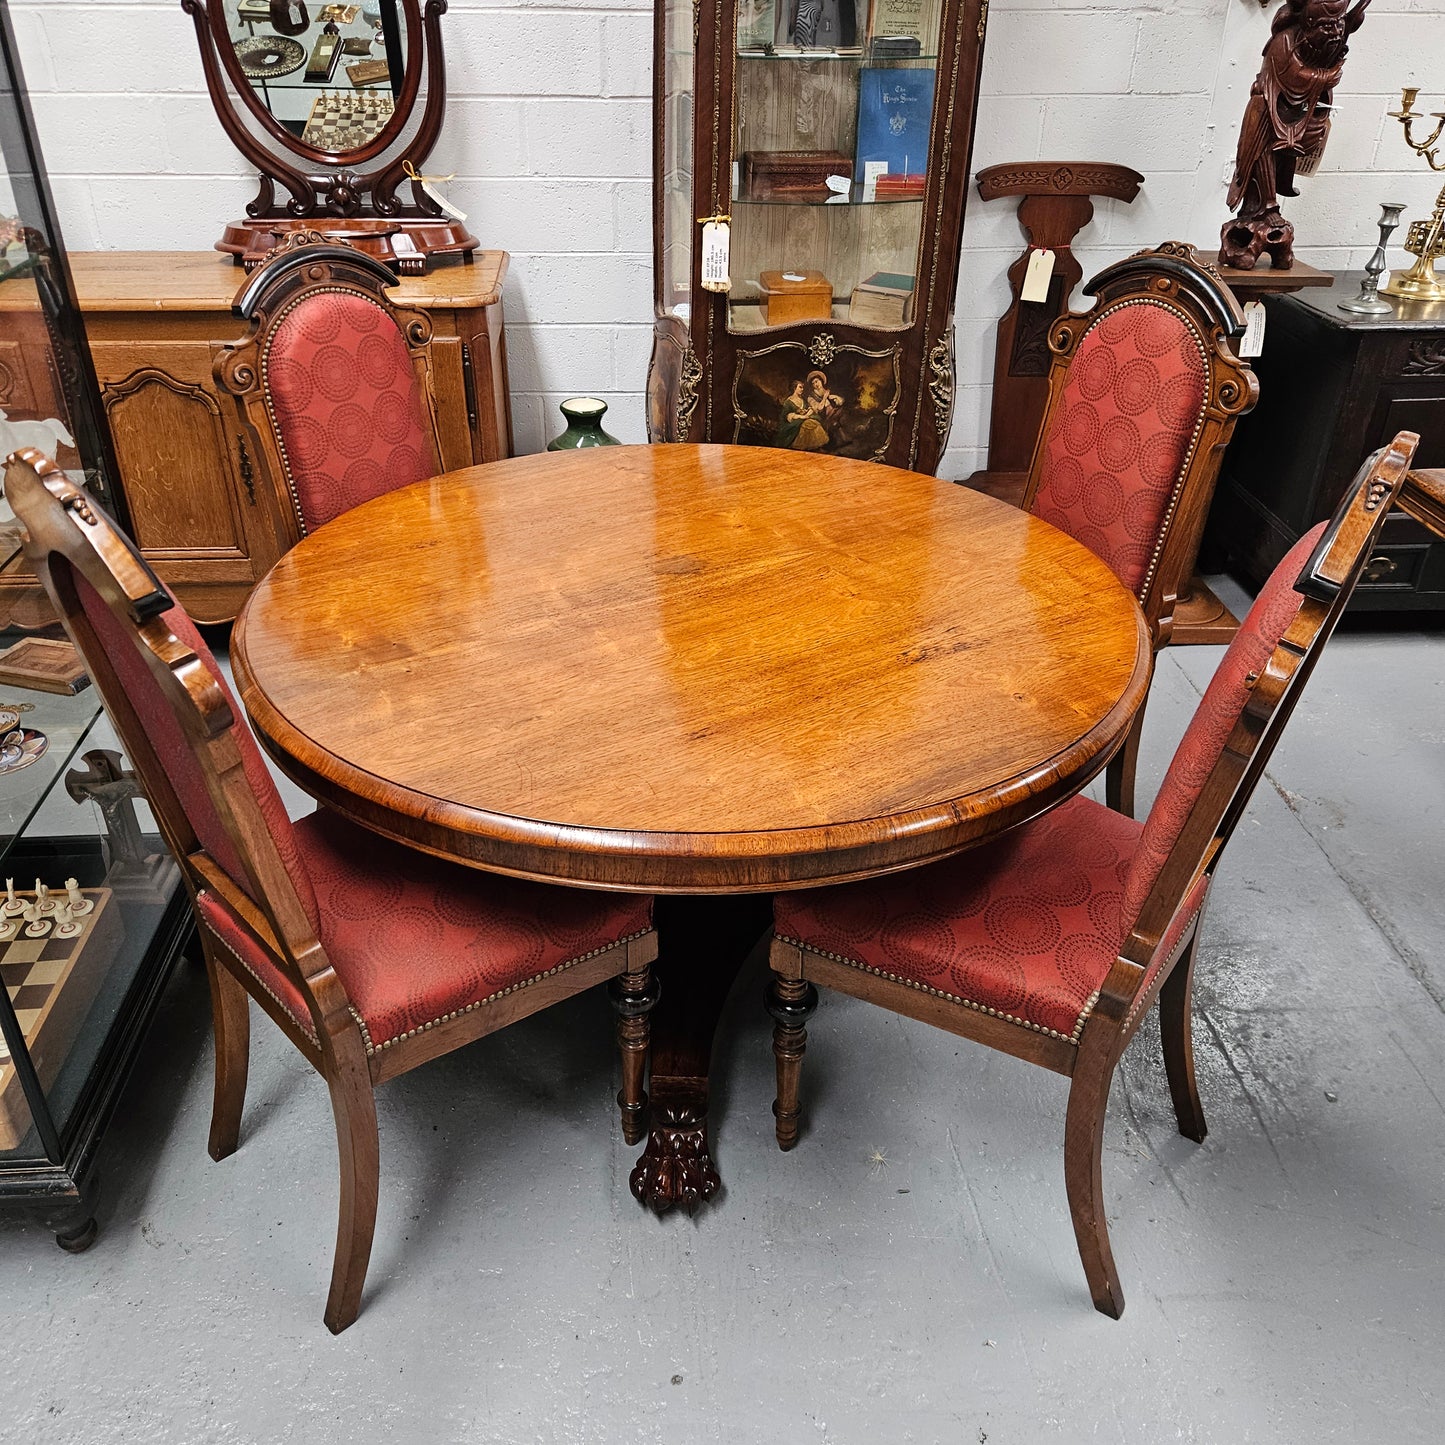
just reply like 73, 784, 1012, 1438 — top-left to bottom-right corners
232, 444, 1151, 1209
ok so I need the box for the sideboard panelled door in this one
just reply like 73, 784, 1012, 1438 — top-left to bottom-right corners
648, 0, 991, 476
93, 342, 286, 624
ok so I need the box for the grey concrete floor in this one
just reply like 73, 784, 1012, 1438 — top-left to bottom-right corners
1, 599, 1442, 1443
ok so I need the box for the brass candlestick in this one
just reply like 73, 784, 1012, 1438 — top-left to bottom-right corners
1382, 86, 1445, 302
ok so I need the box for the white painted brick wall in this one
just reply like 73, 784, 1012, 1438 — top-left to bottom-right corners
8, 0, 1440, 463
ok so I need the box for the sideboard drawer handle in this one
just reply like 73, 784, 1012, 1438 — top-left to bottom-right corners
1363, 553, 1397, 584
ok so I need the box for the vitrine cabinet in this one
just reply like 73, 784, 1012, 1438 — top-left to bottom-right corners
647, 0, 989, 473
0, 5, 191, 1246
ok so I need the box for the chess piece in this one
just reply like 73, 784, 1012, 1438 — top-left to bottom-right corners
23, 902, 49, 937
54, 902, 82, 939
65, 877, 93, 916
35, 879, 55, 914
0, 917, 18, 943
1, 878, 23, 917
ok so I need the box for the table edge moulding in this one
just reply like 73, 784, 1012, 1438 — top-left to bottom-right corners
230, 446, 1153, 895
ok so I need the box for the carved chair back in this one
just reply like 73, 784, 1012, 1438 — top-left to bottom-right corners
1109, 433, 1421, 1040
2, 449, 348, 1059
1023, 242, 1259, 650
215, 233, 444, 548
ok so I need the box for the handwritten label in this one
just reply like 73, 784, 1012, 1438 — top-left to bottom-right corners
1240, 300, 1266, 358
1021, 248, 1056, 304
701, 220, 731, 293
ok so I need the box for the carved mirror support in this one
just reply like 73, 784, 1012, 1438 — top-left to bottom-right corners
182, 0, 476, 273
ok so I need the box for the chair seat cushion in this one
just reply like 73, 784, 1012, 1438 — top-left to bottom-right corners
773, 796, 1143, 1043
200, 809, 653, 1054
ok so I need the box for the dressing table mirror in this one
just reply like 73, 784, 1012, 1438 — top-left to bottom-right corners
182, 0, 476, 272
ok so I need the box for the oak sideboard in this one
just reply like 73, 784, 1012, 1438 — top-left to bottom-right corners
49, 250, 511, 624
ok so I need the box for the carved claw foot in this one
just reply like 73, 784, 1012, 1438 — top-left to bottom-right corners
629, 1106, 720, 1214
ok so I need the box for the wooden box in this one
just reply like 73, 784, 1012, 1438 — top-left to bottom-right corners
760, 270, 833, 326
741, 150, 852, 202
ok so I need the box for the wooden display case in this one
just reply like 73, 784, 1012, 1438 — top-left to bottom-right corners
0, 7, 192, 1248
647, 0, 989, 473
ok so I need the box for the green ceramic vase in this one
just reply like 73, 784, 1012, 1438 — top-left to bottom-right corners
546, 396, 621, 450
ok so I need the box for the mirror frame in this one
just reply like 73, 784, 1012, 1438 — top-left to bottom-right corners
211, 0, 425, 170
182, 0, 475, 272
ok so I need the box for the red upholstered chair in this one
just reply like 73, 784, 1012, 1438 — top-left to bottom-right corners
769, 433, 1425, 1318
2, 450, 659, 1333
1022, 242, 1259, 816
215, 232, 444, 545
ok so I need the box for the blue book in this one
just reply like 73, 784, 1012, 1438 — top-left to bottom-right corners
854, 65, 936, 185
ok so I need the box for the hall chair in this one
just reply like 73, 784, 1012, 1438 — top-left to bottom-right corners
214, 231, 444, 547
2, 450, 659, 1334
768, 432, 1438, 1318
1021, 241, 1259, 816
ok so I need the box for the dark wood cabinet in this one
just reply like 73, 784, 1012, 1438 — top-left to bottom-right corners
1207, 273, 1445, 610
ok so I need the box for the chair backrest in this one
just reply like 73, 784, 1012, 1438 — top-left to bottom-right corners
1117, 432, 1423, 979
215, 231, 443, 544
2, 448, 338, 1038
1023, 242, 1259, 648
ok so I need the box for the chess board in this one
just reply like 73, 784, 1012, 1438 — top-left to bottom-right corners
301, 91, 395, 152
0, 886, 114, 1150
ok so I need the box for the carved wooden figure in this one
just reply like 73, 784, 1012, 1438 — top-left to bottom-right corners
967, 162, 1144, 498
1222, 0, 1373, 270
770, 433, 1443, 1319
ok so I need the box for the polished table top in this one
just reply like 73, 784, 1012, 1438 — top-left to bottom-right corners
232, 445, 1151, 893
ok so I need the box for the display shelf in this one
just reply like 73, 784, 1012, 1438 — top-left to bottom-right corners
0, 4, 192, 1247
649, 0, 989, 470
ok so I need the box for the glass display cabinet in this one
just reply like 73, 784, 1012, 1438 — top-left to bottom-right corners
647, 0, 990, 473
0, 7, 191, 1248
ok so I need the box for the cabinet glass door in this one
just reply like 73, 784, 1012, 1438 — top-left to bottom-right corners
730, 0, 944, 334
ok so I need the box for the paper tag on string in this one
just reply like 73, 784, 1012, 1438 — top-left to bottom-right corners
701, 219, 731, 293
419, 178, 467, 222
1021, 248, 1056, 304
404, 161, 467, 222
1240, 300, 1266, 358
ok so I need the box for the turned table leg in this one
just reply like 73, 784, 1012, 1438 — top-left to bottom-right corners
628, 893, 772, 1213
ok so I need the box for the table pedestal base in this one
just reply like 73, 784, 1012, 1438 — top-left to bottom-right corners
629, 894, 772, 1213
629, 1081, 721, 1212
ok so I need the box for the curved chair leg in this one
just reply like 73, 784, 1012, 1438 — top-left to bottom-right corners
609, 960, 660, 1146
322, 1036, 380, 1335
1105, 689, 1150, 819
203, 947, 250, 1163
767, 975, 818, 1151
1158, 931, 1208, 1143
1064, 1047, 1125, 1318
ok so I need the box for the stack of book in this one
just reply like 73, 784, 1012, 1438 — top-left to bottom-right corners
848, 271, 915, 326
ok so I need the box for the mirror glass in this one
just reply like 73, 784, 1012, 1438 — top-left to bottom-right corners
223, 1, 408, 157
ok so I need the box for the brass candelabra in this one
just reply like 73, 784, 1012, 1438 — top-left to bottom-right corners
1383, 87, 1445, 302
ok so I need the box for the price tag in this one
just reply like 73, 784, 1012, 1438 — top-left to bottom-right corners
700, 219, 731, 293
1021, 248, 1056, 304
1240, 300, 1266, 358
862, 160, 887, 203
418, 178, 467, 223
